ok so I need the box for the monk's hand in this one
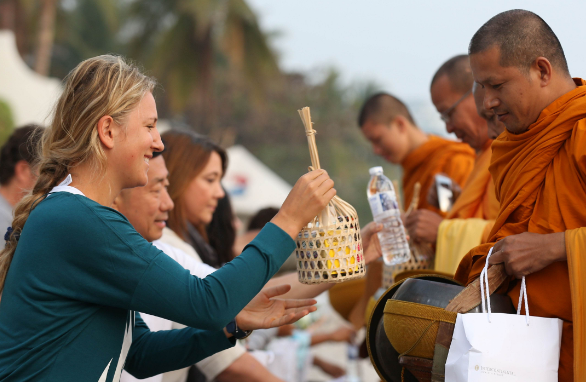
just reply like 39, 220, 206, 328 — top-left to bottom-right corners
361, 222, 383, 264
426, 174, 462, 209
272, 170, 336, 239
488, 232, 566, 279
236, 284, 317, 331
404, 209, 443, 244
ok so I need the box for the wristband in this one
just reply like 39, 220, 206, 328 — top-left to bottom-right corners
226, 319, 253, 340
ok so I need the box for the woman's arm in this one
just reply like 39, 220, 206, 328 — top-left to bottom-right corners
124, 313, 235, 379
130, 170, 335, 330
53, 171, 331, 331
131, 223, 297, 331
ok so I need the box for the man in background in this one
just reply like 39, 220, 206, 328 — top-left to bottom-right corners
358, 93, 475, 216
116, 151, 286, 382
117, 150, 368, 382
346, 93, 476, 330
0, 125, 42, 233
404, 55, 502, 274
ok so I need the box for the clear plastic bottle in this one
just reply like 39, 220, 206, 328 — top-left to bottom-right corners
367, 166, 411, 265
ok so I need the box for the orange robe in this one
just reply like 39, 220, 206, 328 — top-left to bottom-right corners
434, 141, 500, 274
446, 140, 499, 222
455, 78, 586, 382
401, 135, 475, 217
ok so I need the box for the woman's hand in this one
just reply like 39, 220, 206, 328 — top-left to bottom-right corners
235, 284, 317, 331
361, 222, 383, 264
272, 170, 336, 239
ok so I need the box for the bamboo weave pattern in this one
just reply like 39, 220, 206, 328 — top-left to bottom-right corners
295, 107, 365, 284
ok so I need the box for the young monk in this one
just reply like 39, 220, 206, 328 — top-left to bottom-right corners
358, 93, 475, 217
0, 55, 331, 382
454, 9, 586, 381
341, 94, 476, 329
405, 55, 502, 274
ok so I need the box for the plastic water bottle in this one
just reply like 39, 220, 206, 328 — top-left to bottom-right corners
367, 166, 411, 265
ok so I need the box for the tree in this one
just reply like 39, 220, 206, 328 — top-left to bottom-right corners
34, 0, 58, 75
126, 0, 279, 128
0, 99, 15, 147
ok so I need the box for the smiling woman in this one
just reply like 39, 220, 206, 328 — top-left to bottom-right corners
161, 130, 232, 267
0, 55, 335, 382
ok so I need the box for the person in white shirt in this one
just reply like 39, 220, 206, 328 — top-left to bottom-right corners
116, 146, 383, 382
115, 152, 287, 382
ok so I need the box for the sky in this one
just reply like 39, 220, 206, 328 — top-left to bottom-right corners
246, 0, 586, 135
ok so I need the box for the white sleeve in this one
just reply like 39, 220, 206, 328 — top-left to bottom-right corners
195, 344, 247, 381
152, 240, 246, 382
153, 240, 216, 278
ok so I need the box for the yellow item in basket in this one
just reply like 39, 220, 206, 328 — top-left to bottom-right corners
327, 259, 340, 269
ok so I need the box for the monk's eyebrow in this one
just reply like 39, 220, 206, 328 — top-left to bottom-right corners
476, 76, 499, 85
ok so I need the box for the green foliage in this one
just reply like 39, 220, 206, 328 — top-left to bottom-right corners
0, 100, 15, 147
49, 0, 123, 79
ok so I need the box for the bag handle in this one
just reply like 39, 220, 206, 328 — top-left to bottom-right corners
480, 247, 529, 325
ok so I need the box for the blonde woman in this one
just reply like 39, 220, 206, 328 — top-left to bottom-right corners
0, 55, 335, 382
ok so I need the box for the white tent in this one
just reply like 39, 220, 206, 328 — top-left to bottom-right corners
0, 30, 62, 126
223, 145, 292, 218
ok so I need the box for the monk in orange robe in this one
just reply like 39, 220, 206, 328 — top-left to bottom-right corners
339, 93, 474, 329
405, 56, 501, 271
455, 9, 586, 381
358, 92, 475, 214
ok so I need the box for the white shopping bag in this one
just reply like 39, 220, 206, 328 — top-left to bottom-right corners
445, 248, 563, 381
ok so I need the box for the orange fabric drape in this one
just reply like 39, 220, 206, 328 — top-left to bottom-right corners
447, 140, 499, 221
565, 228, 586, 380
401, 135, 475, 217
455, 78, 586, 382
434, 141, 500, 273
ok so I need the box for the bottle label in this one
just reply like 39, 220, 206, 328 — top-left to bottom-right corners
368, 191, 399, 219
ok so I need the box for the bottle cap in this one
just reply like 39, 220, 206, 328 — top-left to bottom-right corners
369, 166, 384, 175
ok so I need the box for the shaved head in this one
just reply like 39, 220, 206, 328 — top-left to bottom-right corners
431, 55, 473, 95
358, 92, 415, 127
469, 9, 569, 75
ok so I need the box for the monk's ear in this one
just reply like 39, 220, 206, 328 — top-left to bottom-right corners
533, 57, 553, 87
393, 115, 409, 132
97, 115, 117, 150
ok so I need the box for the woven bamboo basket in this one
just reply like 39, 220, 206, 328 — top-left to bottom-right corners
295, 107, 365, 284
